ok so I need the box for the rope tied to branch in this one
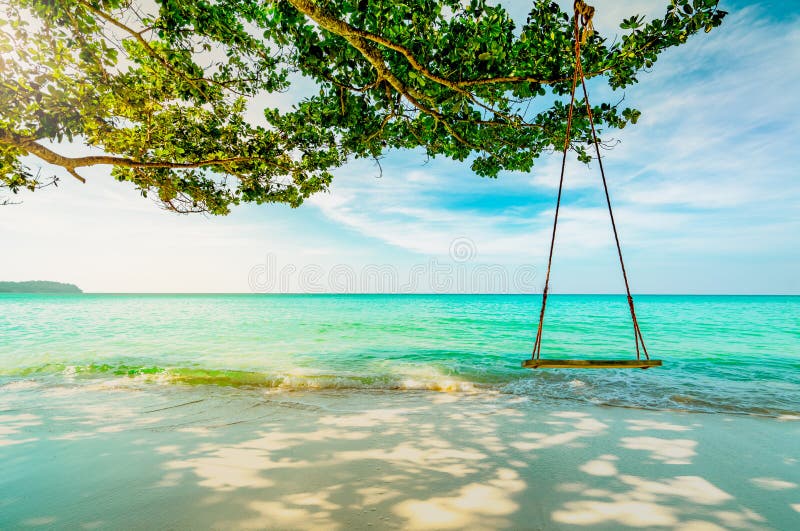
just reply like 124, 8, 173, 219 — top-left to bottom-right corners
574, 0, 595, 44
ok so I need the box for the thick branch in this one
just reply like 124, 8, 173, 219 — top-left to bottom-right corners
288, 0, 524, 123
0, 129, 260, 182
285, 0, 618, 94
286, 0, 482, 151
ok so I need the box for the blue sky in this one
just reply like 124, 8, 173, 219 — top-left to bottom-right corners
0, 0, 798, 293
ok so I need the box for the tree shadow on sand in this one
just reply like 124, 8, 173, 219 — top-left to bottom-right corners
1, 380, 798, 529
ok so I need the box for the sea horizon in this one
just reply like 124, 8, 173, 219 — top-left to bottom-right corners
8, 291, 797, 296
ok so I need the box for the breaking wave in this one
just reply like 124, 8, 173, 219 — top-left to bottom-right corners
3, 361, 798, 418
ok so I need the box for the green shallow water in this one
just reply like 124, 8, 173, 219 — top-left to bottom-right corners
1, 294, 798, 416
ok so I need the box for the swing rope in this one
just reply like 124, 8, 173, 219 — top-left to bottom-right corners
531, 0, 649, 361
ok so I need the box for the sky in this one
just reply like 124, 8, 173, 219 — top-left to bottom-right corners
0, 0, 798, 294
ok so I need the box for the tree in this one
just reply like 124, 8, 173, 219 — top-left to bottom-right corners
0, 0, 726, 213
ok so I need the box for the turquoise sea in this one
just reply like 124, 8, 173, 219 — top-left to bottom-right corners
1, 294, 798, 417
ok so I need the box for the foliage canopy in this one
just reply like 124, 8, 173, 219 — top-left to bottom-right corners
0, 0, 726, 213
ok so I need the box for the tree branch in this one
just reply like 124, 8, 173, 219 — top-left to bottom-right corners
0, 129, 262, 182
285, 1, 621, 95
75, 0, 208, 96
286, 0, 482, 152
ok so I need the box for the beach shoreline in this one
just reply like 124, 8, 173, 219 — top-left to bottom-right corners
2, 383, 798, 529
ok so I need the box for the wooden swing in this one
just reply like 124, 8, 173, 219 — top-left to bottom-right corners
523, 1, 662, 370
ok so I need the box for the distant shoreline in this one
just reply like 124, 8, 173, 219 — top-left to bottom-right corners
0, 280, 82, 293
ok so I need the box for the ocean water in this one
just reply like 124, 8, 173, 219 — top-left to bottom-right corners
1, 294, 798, 417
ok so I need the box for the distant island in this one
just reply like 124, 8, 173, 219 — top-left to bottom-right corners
0, 281, 82, 293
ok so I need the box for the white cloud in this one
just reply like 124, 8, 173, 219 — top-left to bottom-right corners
611, 6, 800, 211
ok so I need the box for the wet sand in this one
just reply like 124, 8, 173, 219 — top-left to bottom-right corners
1, 381, 798, 529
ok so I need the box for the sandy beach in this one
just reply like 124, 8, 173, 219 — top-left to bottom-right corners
1, 382, 798, 530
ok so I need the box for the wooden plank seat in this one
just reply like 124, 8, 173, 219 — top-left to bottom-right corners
522, 359, 662, 369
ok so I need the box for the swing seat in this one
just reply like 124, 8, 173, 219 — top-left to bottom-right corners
522, 359, 662, 369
